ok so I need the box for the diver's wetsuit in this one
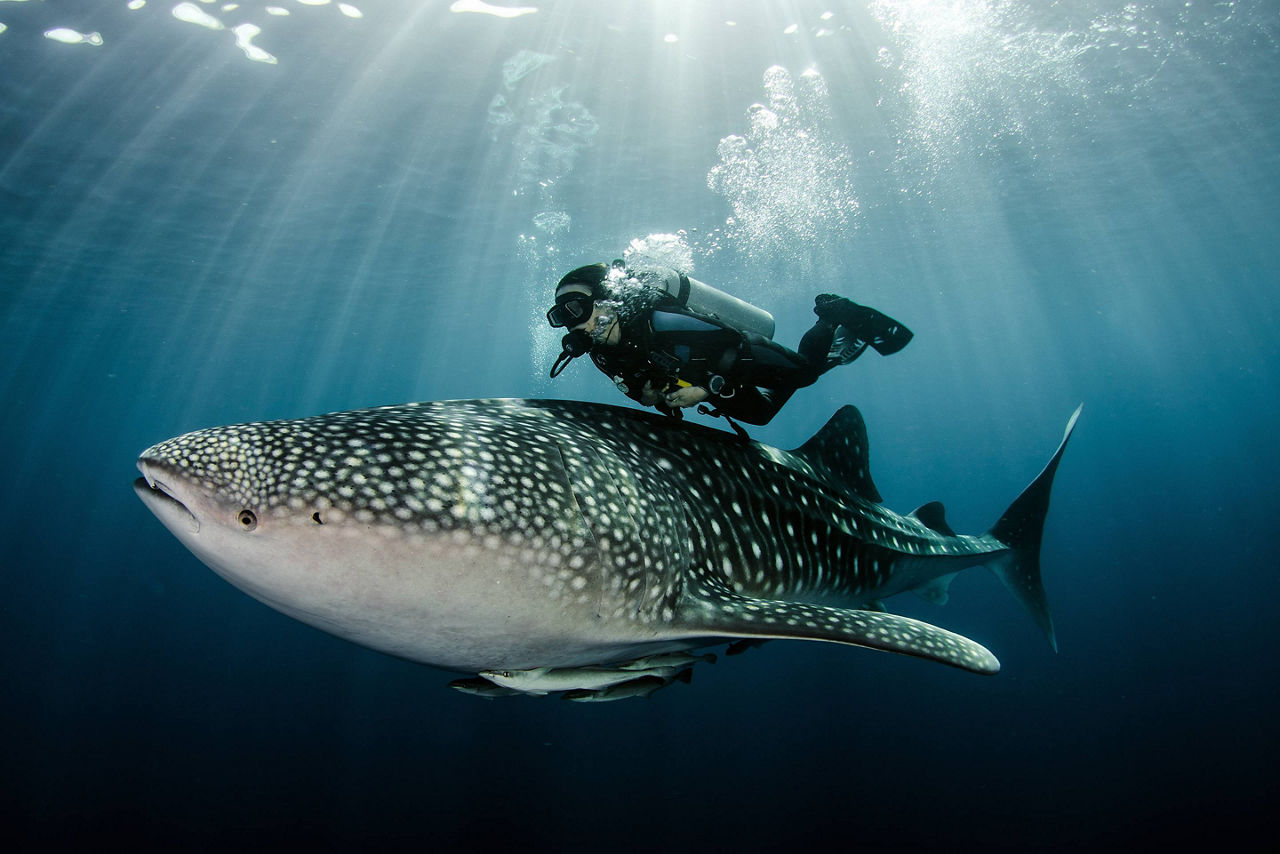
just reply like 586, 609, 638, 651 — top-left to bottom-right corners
590, 295, 839, 426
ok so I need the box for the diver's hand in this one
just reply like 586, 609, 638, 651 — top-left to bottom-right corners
664, 386, 709, 409
639, 382, 661, 406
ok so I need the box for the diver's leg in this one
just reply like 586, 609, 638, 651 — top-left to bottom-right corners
797, 319, 836, 366
737, 335, 823, 388
713, 337, 824, 425
797, 317, 869, 371
715, 387, 795, 426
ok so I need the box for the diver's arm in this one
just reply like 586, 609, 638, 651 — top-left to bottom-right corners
609, 366, 673, 412
664, 385, 709, 408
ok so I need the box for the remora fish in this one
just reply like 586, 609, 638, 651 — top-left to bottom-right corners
479, 652, 717, 695
134, 399, 1079, 694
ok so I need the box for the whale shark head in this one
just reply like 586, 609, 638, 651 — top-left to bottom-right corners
133, 401, 648, 671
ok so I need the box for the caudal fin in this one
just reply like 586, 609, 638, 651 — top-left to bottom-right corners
987, 405, 1082, 652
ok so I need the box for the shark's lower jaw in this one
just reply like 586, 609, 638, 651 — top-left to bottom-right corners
133, 475, 199, 533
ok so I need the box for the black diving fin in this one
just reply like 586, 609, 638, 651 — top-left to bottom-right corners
815, 294, 913, 356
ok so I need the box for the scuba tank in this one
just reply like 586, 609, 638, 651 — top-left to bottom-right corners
630, 265, 776, 340
549, 260, 777, 379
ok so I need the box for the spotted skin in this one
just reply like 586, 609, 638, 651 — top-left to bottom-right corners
135, 398, 1079, 681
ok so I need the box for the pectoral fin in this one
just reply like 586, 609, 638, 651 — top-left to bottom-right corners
677, 579, 999, 674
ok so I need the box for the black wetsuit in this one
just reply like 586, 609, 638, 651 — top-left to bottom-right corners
590, 295, 838, 426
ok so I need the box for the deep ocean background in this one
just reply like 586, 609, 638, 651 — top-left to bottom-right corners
2, 1, 1277, 849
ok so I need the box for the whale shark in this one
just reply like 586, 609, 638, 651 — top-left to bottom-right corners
134, 399, 1079, 700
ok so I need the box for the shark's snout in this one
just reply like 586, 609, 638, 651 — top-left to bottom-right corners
135, 459, 199, 533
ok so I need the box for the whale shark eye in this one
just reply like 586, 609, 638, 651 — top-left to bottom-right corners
237, 509, 258, 531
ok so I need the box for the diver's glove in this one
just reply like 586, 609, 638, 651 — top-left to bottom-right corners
814, 294, 913, 356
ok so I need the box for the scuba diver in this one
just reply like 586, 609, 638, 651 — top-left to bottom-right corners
546, 260, 912, 427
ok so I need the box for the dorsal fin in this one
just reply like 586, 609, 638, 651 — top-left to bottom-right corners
791, 405, 881, 502
910, 501, 957, 536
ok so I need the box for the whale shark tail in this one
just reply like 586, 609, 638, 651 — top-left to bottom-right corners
986, 404, 1083, 652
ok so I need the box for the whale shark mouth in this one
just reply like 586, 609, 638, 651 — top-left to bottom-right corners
134, 467, 200, 534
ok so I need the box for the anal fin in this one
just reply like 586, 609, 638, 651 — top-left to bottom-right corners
678, 580, 999, 674
913, 572, 959, 605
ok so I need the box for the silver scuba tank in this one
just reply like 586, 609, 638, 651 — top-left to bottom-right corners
638, 266, 776, 340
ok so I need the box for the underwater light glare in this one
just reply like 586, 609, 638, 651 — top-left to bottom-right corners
172, 2, 224, 31
43, 28, 103, 46
232, 23, 277, 65
450, 1, 538, 19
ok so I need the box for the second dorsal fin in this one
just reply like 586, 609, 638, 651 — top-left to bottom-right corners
910, 501, 957, 536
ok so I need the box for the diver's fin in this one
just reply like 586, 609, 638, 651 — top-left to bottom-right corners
860, 308, 913, 356
677, 578, 999, 674
791, 405, 881, 503
986, 404, 1083, 652
814, 295, 913, 356
827, 327, 869, 366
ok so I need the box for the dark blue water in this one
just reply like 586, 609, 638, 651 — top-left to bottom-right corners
3, 1, 1277, 849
